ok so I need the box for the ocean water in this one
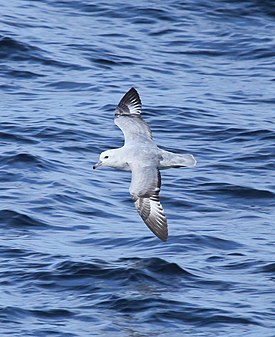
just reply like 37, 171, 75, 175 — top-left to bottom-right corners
1, 1, 275, 336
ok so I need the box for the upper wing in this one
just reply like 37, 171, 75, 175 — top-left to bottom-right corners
129, 165, 168, 241
114, 88, 152, 144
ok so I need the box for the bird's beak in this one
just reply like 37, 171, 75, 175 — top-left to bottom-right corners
93, 161, 102, 170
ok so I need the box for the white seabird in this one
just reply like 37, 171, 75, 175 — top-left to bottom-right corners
93, 88, 196, 241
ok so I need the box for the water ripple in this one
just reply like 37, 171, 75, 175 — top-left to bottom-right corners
1, 0, 274, 336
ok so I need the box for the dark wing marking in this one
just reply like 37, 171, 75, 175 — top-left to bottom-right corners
135, 192, 168, 242
130, 168, 168, 241
114, 88, 152, 144
115, 87, 142, 116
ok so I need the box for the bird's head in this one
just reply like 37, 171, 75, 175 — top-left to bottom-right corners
93, 149, 118, 169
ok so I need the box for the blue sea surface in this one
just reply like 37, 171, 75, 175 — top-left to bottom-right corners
1, 1, 275, 336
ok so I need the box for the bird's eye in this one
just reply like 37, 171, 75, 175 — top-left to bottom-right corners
104, 155, 109, 159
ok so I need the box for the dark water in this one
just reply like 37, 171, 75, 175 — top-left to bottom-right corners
1, 1, 275, 336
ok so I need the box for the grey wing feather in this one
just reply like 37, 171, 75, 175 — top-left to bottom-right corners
114, 88, 152, 144
130, 166, 168, 241
129, 165, 159, 199
135, 193, 168, 242
115, 87, 142, 116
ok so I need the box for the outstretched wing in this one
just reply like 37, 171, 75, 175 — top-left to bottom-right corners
130, 165, 168, 241
135, 191, 168, 242
114, 88, 152, 144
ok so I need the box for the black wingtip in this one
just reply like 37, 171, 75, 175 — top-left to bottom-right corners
115, 87, 142, 116
128, 87, 138, 96
123, 87, 141, 106
160, 231, 168, 242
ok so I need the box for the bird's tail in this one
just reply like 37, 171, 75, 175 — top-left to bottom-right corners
159, 150, 196, 169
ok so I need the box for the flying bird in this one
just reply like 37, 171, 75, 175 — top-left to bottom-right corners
93, 88, 196, 241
